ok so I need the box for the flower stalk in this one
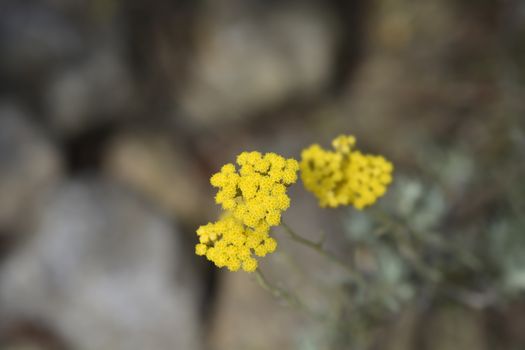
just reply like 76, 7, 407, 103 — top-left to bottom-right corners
280, 221, 366, 289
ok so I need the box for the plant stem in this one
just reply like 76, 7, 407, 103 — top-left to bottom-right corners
254, 268, 322, 320
280, 221, 366, 289
254, 268, 293, 302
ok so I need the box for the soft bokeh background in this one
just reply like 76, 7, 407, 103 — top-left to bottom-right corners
0, 0, 524, 349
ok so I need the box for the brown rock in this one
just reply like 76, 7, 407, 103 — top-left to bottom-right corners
103, 130, 210, 223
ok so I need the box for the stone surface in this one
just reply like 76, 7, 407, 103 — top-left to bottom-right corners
0, 104, 62, 232
44, 50, 137, 136
0, 179, 202, 350
208, 271, 306, 350
0, 1, 84, 82
319, 0, 502, 166
177, 0, 339, 128
103, 130, 211, 223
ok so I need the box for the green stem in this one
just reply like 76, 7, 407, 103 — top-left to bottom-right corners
254, 268, 322, 320
280, 221, 366, 289
254, 268, 292, 302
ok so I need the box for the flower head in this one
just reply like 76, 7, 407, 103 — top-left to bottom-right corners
197, 151, 298, 272
300, 135, 393, 209
211, 151, 298, 228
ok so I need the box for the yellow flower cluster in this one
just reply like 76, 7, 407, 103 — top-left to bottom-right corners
300, 135, 393, 209
196, 152, 299, 272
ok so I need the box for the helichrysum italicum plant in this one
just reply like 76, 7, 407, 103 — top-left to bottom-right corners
193, 135, 402, 345
196, 135, 394, 273
196, 151, 299, 272
300, 135, 394, 209
193, 133, 514, 349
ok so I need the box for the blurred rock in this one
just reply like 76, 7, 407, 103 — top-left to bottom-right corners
323, 0, 500, 164
103, 131, 210, 223
0, 104, 62, 232
0, 1, 84, 82
45, 50, 137, 136
0, 180, 202, 350
178, 0, 339, 128
0, 319, 68, 350
208, 271, 306, 350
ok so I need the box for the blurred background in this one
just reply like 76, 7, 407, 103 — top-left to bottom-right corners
0, 0, 524, 349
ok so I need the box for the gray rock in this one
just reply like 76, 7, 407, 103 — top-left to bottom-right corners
178, 0, 339, 127
0, 2, 84, 81
0, 104, 62, 232
45, 50, 137, 136
0, 180, 202, 350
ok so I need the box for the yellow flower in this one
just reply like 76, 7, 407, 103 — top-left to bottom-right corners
196, 151, 299, 272
211, 151, 298, 228
300, 135, 393, 209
